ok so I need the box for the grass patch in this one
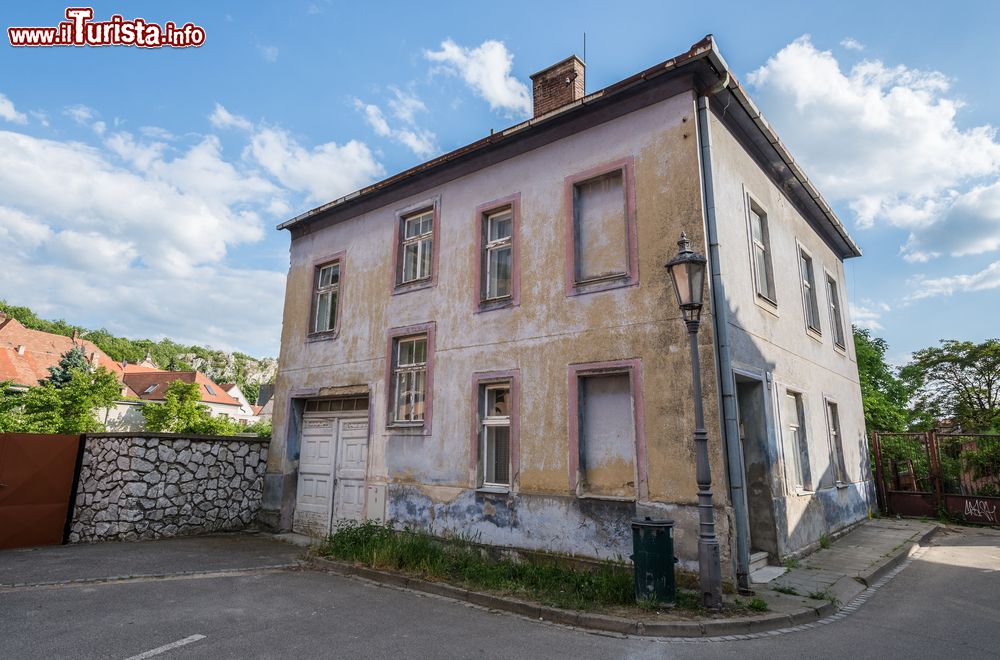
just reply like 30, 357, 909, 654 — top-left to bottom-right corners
808, 589, 839, 605
731, 596, 769, 612
318, 521, 747, 615
318, 520, 633, 610
819, 534, 831, 549
783, 557, 801, 569
773, 585, 799, 596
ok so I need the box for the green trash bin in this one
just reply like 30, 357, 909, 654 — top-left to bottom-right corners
631, 517, 676, 605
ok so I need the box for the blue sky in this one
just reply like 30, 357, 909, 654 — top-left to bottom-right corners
1, 1, 998, 361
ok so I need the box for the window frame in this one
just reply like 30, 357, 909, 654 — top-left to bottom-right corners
825, 397, 848, 485
474, 194, 521, 312
470, 369, 520, 492
782, 389, 812, 493
563, 157, 639, 297
391, 197, 440, 295
384, 322, 436, 433
825, 270, 847, 350
745, 194, 777, 307
307, 251, 346, 341
798, 245, 823, 337
566, 359, 646, 500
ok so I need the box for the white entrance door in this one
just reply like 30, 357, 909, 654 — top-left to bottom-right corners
293, 416, 336, 537
332, 418, 369, 523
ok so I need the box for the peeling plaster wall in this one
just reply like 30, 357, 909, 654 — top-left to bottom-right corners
707, 110, 874, 557
269, 90, 735, 573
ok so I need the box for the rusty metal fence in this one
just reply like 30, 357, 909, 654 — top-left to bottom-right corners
872, 431, 1000, 525
0, 433, 84, 550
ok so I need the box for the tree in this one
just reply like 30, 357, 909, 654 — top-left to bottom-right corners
13, 367, 121, 434
854, 327, 913, 433
901, 339, 1000, 432
142, 380, 239, 435
0, 380, 22, 432
45, 346, 90, 388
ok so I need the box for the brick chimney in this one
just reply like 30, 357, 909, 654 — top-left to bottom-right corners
530, 55, 585, 117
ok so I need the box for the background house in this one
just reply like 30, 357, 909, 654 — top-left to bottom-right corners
264, 36, 872, 588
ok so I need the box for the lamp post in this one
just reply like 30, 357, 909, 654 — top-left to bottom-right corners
665, 232, 723, 611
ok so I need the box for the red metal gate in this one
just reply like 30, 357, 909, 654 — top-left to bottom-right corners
872, 431, 1000, 525
0, 433, 83, 550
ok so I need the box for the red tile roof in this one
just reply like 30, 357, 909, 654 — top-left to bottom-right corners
0, 316, 123, 387
122, 369, 241, 407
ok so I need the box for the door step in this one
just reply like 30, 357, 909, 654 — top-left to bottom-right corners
749, 550, 770, 573
750, 565, 788, 584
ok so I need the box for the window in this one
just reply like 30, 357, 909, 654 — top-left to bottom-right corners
205, 384, 216, 396
568, 360, 646, 499
564, 159, 638, 295
799, 250, 821, 333
749, 204, 776, 302
400, 209, 433, 284
142, 384, 157, 395
392, 336, 427, 423
784, 392, 812, 491
312, 261, 340, 334
480, 383, 511, 487
826, 401, 847, 484
826, 275, 846, 348
484, 208, 513, 300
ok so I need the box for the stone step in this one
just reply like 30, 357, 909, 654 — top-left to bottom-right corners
750, 565, 788, 584
749, 550, 770, 573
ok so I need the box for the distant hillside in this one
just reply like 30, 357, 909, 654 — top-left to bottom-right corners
0, 301, 276, 402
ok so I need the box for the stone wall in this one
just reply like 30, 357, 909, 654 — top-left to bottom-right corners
70, 433, 269, 543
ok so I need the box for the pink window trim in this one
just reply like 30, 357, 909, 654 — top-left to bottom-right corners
472, 193, 521, 313
563, 156, 639, 297
383, 321, 436, 434
390, 196, 441, 295
566, 358, 647, 499
306, 250, 346, 341
469, 369, 521, 489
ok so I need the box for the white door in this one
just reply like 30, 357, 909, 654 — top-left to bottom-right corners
293, 416, 336, 536
333, 418, 369, 523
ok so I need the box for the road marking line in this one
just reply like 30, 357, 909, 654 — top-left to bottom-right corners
123, 634, 206, 659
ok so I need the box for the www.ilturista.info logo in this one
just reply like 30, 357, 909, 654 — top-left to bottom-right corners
8, 7, 206, 48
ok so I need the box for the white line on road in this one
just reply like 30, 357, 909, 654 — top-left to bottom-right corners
123, 634, 206, 659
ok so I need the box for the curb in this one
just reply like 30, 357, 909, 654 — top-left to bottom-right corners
857, 524, 940, 587
308, 557, 832, 638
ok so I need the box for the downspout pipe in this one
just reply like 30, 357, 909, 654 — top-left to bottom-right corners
695, 91, 752, 593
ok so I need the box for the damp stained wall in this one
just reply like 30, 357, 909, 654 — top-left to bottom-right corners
706, 108, 873, 557
268, 89, 735, 570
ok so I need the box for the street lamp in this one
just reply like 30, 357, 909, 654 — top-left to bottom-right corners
665, 232, 723, 611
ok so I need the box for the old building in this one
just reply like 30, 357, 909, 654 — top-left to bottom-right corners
264, 35, 872, 588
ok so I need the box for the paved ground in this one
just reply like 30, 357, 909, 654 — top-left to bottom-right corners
1, 526, 998, 659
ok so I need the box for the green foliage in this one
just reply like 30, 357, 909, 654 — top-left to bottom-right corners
0, 367, 120, 434
141, 380, 240, 435
747, 597, 769, 612
819, 534, 831, 549
243, 419, 272, 438
901, 339, 1000, 432
241, 382, 261, 408
854, 327, 913, 433
45, 346, 90, 388
773, 585, 799, 596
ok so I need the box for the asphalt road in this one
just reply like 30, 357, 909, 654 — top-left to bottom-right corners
0, 527, 997, 659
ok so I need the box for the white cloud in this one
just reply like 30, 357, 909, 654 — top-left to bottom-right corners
0, 91, 390, 355
257, 44, 279, 63
209, 103, 253, 131
64, 104, 95, 125
849, 300, 890, 330
0, 93, 27, 124
425, 39, 531, 116
840, 37, 865, 51
248, 125, 384, 202
354, 98, 437, 159
748, 36, 1000, 261
29, 111, 49, 127
140, 125, 174, 140
906, 261, 1000, 301
388, 87, 427, 124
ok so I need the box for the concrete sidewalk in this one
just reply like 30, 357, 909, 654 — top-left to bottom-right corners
763, 518, 939, 608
